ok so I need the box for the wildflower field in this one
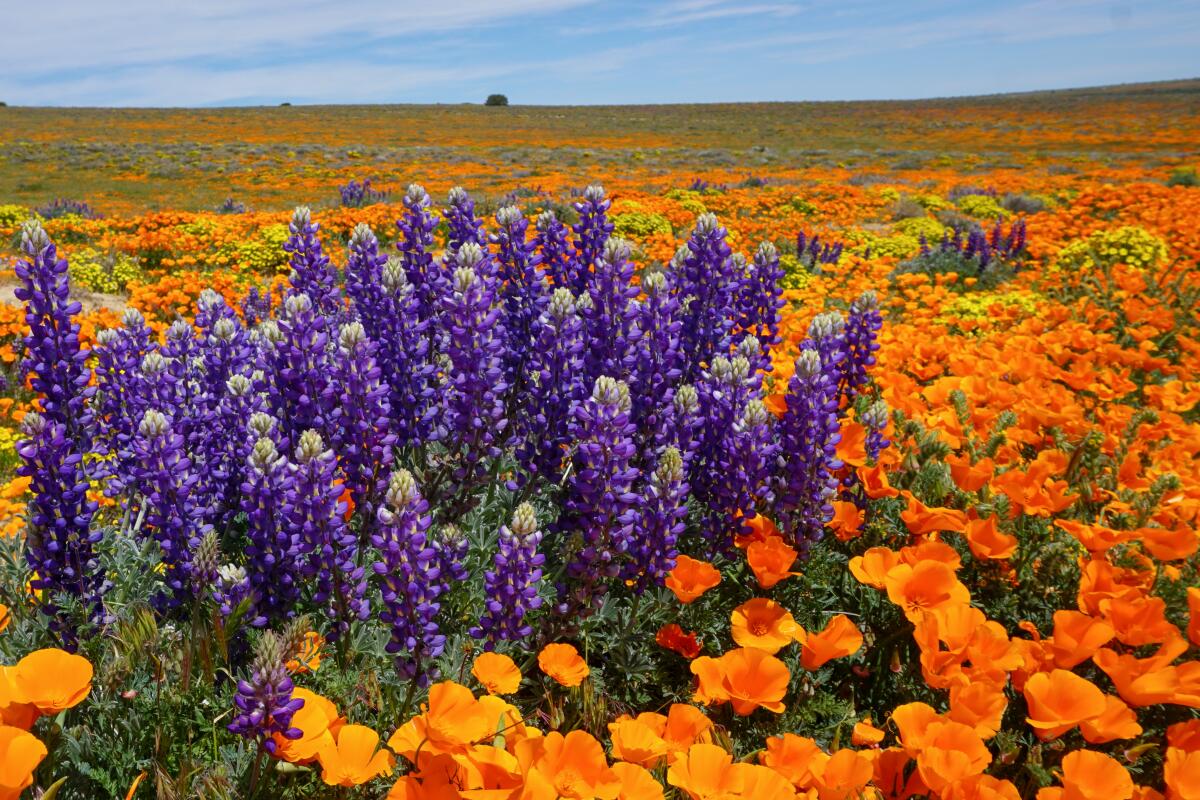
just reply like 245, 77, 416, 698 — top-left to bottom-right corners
0, 81, 1198, 799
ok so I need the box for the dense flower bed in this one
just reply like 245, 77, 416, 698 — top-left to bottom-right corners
0, 171, 1196, 799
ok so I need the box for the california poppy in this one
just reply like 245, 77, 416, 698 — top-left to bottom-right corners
760, 733, 826, 790
612, 762, 664, 800
471, 651, 521, 695
745, 536, 800, 589
387, 681, 490, 761
285, 631, 324, 674
0, 724, 46, 800
1037, 749, 1133, 800
667, 743, 743, 799
964, 514, 1018, 560
317, 724, 394, 787
1023, 669, 1107, 740
731, 598, 804, 654
1188, 587, 1200, 647
851, 718, 885, 746
665, 556, 721, 604
1078, 695, 1142, 744
814, 748, 875, 799
801, 614, 863, 670
14, 648, 93, 715
884, 561, 971, 623
538, 643, 590, 687
715, 647, 790, 715
608, 717, 668, 768
514, 730, 622, 800
948, 682, 1007, 739
275, 687, 342, 764
829, 500, 865, 541
655, 624, 701, 659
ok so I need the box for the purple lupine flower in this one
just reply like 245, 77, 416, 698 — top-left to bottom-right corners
241, 434, 302, 623
626, 270, 683, 455
132, 409, 212, 607
443, 186, 487, 263
228, 632, 305, 754
737, 242, 785, 372
843, 291, 882, 402
656, 383, 702, 472
571, 185, 614, 295
395, 184, 446, 327
675, 213, 742, 383
775, 348, 842, 552
626, 446, 687, 592
437, 245, 508, 506
13, 220, 93, 442
263, 293, 332, 449
197, 291, 254, 399
806, 311, 847, 376
284, 206, 342, 317
161, 320, 200, 433
371, 469, 444, 683
796, 231, 844, 271
92, 309, 154, 489
190, 531, 220, 599
214, 563, 265, 629
240, 284, 273, 328
535, 209, 579, 291
692, 353, 775, 547
379, 256, 439, 445
514, 287, 587, 488
492, 205, 548, 403
345, 223, 388, 324
471, 502, 544, 646
17, 412, 107, 646
329, 322, 395, 521
286, 430, 368, 641
582, 237, 638, 383
861, 399, 891, 462
206, 373, 269, 528
557, 377, 640, 617
338, 177, 389, 208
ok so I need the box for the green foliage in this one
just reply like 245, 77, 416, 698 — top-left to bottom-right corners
485, 94, 509, 107
956, 193, 1009, 219
1166, 166, 1199, 187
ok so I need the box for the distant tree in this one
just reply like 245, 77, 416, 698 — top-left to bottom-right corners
0, 102, 7, 107
279, 101, 292, 107
485, 94, 509, 107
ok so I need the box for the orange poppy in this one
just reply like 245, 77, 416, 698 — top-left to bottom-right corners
667, 743, 742, 799
0, 724, 47, 799
736, 514, 783, 548
1049, 611, 1115, 669
0, 667, 37, 730
948, 682, 1007, 739
836, 420, 868, 467
274, 687, 342, 764
916, 720, 993, 793
964, 515, 1018, 560
829, 500, 865, 541
1165, 746, 1200, 800
731, 598, 804, 654
1078, 694, 1142, 744
665, 556, 721, 604
514, 730, 621, 800
538, 643, 590, 688
814, 748, 875, 799
760, 733, 826, 790
655, 624, 702, 659
612, 762, 664, 800
851, 718, 885, 746
608, 717, 668, 768
14, 648, 93, 715
688, 656, 729, 707
1189, 587, 1200, 647
745, 536, 801, 589
387, 681, 491, 761
858, 464, 900, 498
317, 724, 394, 787
800, 614, 863, 670
942, 774, 1020, 800
471, 652, 521, 695
901, 495, 968, 536
692, 647, 790, 715
849, 547, 901, 589
1037, 749, 1133, 800
1023, 669, 1107, 740
0, 605, 8, 634
947, 454, 994, 492
285, 631, 324, 674
884, 561, 971, 623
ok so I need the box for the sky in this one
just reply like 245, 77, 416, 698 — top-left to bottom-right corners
2, 0, 1198, 107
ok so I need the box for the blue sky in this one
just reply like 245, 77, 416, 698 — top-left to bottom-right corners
2, 0, 1198, 106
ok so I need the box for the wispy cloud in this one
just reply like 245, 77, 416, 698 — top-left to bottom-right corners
0, 0, 1195, 106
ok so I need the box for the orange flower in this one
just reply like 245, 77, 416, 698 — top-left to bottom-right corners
849, 547, 901, 589
0, 724, 47, 799
515, 730, 621, 800
814, 748, 875, 799
720, 647, 789, 715
836, 420, 869, 466
538, 643, 590, 687
1079, 695, 1142, 744
858, 464, 900, 498
1037, 749, 1133, 800
829, 500, 865, 541
948, 682, 1007, 739
948, 453, 994, 492
942, 774, 1020, 800
655, 624, 701, 659
317, 724, 394, 787
964, 515, 1018, 560
800, 614, 863, 670
851, 718, 885, 746
688, 657, 729, 707
916, 720, 992, 793
740, 763, 799, 797
387, 681, 491, 761
665, 556, 721, 604
285, 631, 323, 674
884, 561, 971, 622
1023, 670, 1107, 740
608, 717, 668, 768
745, 536, 800, 589
901, 495, 968, 536
1049, 611, 1115, 669
0, 605, 8, 634
736, 514, 782, 548
471, 652, 521, 695
1165, 746, 1200, 800
1189, 587, 1200, 647
0, 668, 37, 730
274, 687, 342, 764
14, 648, 93, 715
667, 743, 742, 799
760, 733, 826, 790
731, 598, 804, 654
612, 762, 664, 800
